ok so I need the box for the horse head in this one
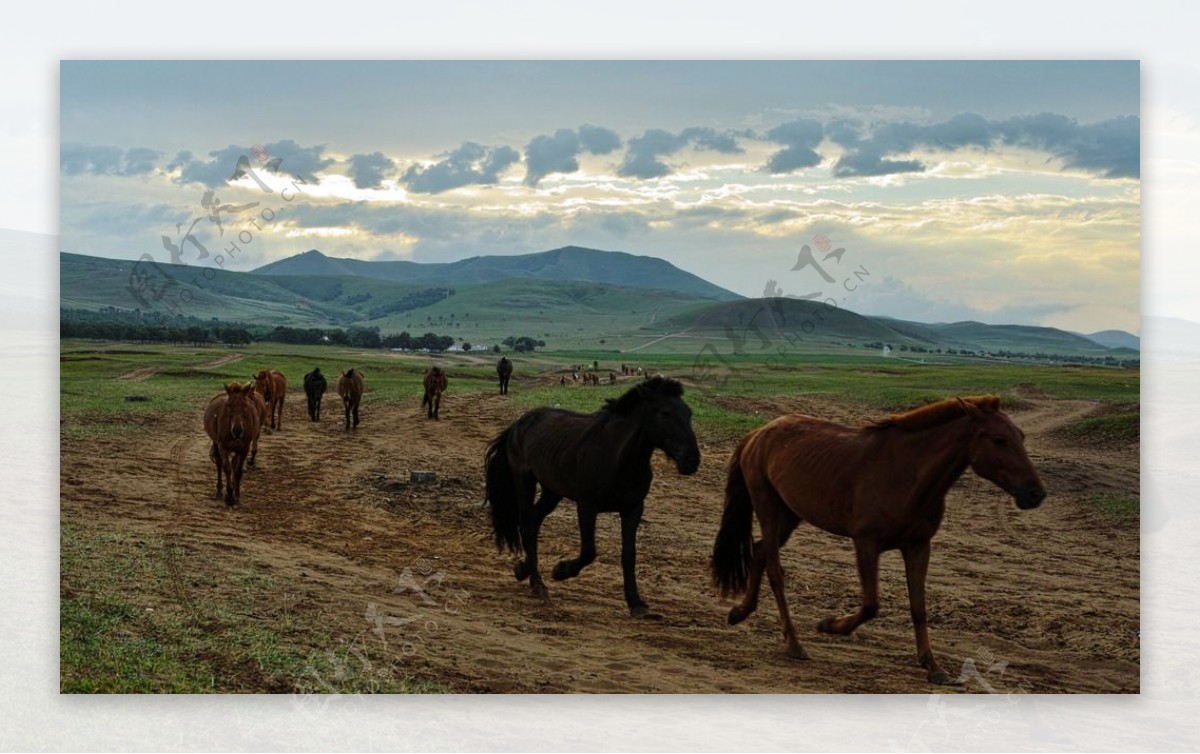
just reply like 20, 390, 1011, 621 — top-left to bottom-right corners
959, 396, 1046, 510
224, 381, 259, 442
609, 376, 701, 475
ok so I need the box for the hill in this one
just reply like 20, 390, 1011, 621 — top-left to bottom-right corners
61, 252, 1138, 358
252, 246, 740, 302
1083, 329, 1140, 350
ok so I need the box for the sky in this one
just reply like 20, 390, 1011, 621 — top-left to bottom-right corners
59, 61, 1141, 333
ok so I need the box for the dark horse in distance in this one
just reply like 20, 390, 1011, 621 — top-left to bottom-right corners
422, 366, 447, 419
711, 395, 1045, 684
496, 357, 513, 395
304, 367, 327, 422
486, 376, 701, 617
336, 368, 364, 431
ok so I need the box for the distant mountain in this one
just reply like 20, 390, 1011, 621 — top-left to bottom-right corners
60, 252, 1139, 358
252, 246, 741, 302
1083, 329, 1140, 350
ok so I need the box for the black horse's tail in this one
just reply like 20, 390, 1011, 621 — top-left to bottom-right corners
485, 426, 522, 553
711, 434, 756, 597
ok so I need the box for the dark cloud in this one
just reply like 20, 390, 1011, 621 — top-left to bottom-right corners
524, 129, 582, 186
347, 151, 396, 189
829, 112, 1139, 179
173, 139, 335, 188
618, 127, 745, 179
401, 142, 521, 194
577, 124, 622, 155
996, 113, 1140, 179
764, 119, 825, 173
60, 143, 162, 176
523, 125, 625, 186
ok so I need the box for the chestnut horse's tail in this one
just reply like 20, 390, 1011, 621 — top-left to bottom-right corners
711, 433, 756, 597
485, 426, 522, 554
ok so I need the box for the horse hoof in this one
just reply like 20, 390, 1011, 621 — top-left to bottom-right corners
928, 670, 960, 686
514, 561, 531, 582
630, 605, 661, 620
728, 605, 749, 625
817, 617, 838, 634
784, 644, 810, 661
531, 583, 549, 601
551, 562, 572, 581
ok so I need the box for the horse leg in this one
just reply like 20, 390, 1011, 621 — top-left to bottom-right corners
818, 538, 880, 635
352, 398, 360, 429
902, 540, 956, 685
248, 432, 258, 468
211, 442, 223, 499
619, 503, 656, 618
729, 490, 799, 625
434, 393, 441, 420
513, 479, 552, 599
553, 502, 596, 581
343, 398, 351, 431
231, 451, 247, 505
221, 446, 237, 506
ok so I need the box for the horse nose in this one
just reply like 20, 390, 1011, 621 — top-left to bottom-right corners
1016, 486, 1046, 510
232, 425, 244, 439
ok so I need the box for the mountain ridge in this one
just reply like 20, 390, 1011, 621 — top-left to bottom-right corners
252, 245, 741, 302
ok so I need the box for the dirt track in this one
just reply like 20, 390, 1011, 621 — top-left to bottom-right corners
60, 378, 1139, 693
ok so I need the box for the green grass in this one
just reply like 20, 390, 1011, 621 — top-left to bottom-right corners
1066, 411, 1140, 445
1085, 493, 1140, 520
60, 522, 448, 693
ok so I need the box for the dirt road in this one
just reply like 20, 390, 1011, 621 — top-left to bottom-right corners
60, 380, 1139, 693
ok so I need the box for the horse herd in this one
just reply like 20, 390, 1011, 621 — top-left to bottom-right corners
202, 360, 1047, 685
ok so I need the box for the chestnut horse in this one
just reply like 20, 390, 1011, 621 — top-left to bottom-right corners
304, 367, 327, 422
422, 366, 447, 420
711, 395, 1046, 684
497, 357, 513, 395
253, 369, 287, 431
336, 368, 364, 431
486, 376, 701, 616
203, 382, 262, 505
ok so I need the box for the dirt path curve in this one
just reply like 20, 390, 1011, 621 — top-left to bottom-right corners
193, 353, 246, 369
61, 384, 1139, 693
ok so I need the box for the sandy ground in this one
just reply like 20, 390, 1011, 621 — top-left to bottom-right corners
60, 378, 1139, 693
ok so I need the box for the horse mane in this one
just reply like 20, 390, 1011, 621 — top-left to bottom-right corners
346, 368, 355, 379
604, 376, 684, 414
864, 395, 1000, 432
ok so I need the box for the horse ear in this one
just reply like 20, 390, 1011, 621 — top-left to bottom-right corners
241, 382, 256, 395
957, 397, 984, 418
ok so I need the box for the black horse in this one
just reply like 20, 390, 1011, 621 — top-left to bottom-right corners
485, 376, 701, 617
497, 357, 513, 395
303, 368, 327, 422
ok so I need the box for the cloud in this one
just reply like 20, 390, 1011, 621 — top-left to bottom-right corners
402, 142, 521, 194
764, 119, 825, 173
577, 124, 622, 155
524, 125, 624, 186
828, 112, 1139, 179
347, 151, 396, 189
618, 127, 745, 179
524, 129, 582, 186
60, 143, 163, 176
172, 139, 335, 188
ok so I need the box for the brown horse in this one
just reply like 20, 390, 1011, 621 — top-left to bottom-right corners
203, 382, 262, 505
253, 369, 287, 431
497, 357, 513, 395
336, 368, 364, 431
486, 376, 701, 616
422, 366, 447, 419
711, 395, 1046, 684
